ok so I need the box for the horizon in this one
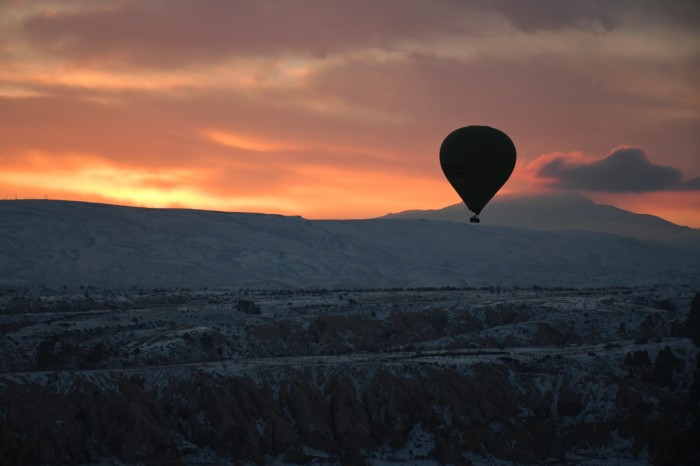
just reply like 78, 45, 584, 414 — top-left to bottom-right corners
3, 192, 698, 230
1, 1, 699, 226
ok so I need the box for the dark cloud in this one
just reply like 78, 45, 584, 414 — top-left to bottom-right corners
681, 177, 700, 190
21, 0, 699, 68
534, 147, 699, 192
480, 0, 620, 31
21, 0, 471, 67
485, 0, 700, 32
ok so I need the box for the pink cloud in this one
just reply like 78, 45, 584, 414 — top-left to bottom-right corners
528, 146, 699, 192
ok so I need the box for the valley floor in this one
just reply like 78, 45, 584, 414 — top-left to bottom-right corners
1, 285, 699, 465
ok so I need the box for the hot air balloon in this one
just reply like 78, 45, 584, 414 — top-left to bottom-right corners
439, 126, 516, 223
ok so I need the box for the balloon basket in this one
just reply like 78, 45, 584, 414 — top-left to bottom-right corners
470, 215, 480, 223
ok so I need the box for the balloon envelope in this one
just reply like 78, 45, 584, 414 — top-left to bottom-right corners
439, 126, 516, 216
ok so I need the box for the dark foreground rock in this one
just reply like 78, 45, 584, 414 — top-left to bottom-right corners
2, 353, 699, 465
1, 286, 699, 464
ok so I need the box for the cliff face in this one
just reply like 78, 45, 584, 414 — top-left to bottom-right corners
1, 287, 699, 465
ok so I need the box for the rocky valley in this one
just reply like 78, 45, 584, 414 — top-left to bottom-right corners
1, 285, 699, 465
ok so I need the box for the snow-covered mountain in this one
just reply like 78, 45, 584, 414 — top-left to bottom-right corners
1, 199, 698, 288
382, 192, 700, 245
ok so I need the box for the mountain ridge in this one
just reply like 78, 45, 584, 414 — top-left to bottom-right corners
381, 192, 700, 245
1, 199, 698, 289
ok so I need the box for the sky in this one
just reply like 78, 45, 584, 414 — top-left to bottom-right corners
1, 0, 699, 226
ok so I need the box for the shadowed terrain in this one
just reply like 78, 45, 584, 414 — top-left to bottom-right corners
383, 192, 700, 246
1, 200, 699, 289
1, 286, 699, 464
2, 200, 699, 464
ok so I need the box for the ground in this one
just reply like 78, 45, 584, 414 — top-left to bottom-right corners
1, 285, 699, 465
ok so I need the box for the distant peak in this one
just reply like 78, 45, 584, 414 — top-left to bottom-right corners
492, 191, 593, 205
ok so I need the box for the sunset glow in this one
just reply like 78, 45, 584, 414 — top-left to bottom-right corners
1, 1, 699, 226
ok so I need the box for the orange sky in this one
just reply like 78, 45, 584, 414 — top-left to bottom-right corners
1, 1, 699, 226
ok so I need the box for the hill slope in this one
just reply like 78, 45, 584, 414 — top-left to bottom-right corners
383, 192, 700, 245
1, 200, 698, 288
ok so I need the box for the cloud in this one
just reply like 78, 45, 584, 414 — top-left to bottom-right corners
20, 0, 475, 68
681, 177, 700, 190
19, 0, 698, 69
487, 0, 700, 32
481, 0, 619, 31
530, 146, 699, 192
2, 1, 699, 222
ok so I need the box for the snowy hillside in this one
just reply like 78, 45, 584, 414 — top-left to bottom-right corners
1, 285, 699, 464
382, 192, 700, 245
1, 200, 698, 288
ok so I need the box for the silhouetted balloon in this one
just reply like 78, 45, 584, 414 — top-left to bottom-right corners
440, 126, 516, 222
